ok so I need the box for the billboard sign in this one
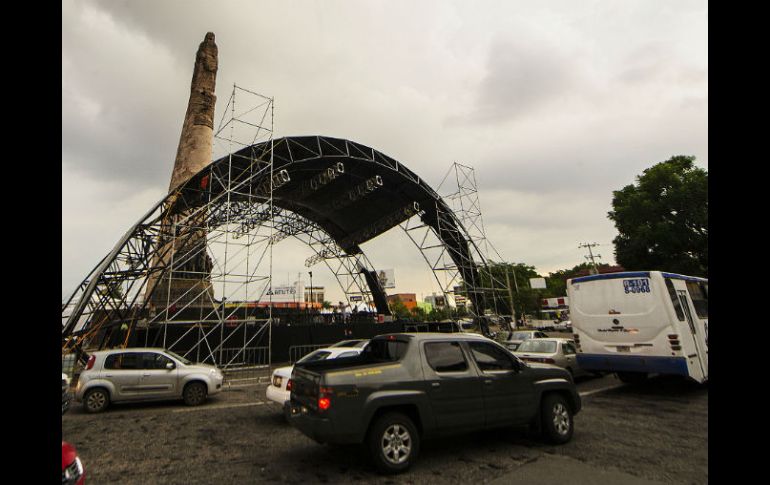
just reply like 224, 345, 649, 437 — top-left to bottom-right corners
529, 277, 547, 289
377, 269, 396, 289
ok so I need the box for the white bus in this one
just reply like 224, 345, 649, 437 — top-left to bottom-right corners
567, 271, 708, 384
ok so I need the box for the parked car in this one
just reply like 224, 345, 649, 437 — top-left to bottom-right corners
289, 333, 580, 474
62, 372, 72, 415
62, 441, 85, 485
513, 338, 588, 378
504, 330, 550, 351
74, 348, 224, 413
328, 339, 370, 348
266, 346, 366, 419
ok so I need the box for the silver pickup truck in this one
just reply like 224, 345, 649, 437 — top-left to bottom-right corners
289, 332, 581, 474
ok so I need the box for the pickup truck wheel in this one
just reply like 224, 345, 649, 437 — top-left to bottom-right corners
183, 382, 207, 406
367, 413, 420, 474
83, 388, 110, 413
541, 394, 573, 444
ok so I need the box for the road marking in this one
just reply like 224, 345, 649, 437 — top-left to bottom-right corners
579, 384, 625, 397
172, 401, 267, 413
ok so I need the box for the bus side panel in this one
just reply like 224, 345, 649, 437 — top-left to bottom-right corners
665, 278, 707, 383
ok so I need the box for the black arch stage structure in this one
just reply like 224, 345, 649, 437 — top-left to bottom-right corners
62, 134, 512, 367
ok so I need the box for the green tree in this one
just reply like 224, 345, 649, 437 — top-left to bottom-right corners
410, 306, 427, 322
471, 262, 557, 318
546, 262, 617, 297
608, 156, 707, 276
389, 296, 412, 320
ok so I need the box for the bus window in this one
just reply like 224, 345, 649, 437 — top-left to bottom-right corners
686, 281, 708, 319
665, 278, 685, 321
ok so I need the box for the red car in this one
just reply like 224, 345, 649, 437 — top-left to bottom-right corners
62, 441, 85, 485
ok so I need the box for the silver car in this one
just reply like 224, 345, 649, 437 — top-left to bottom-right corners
75, 348, 224, 413
513, 338, 589, 378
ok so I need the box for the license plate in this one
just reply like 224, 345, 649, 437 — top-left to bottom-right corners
616, 346, 630, 352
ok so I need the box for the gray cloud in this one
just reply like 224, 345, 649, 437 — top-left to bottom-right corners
469, 37, 582, 123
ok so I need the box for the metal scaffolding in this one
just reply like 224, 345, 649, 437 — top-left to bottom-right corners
62, 117, 514, 365
400, 163, 513, 322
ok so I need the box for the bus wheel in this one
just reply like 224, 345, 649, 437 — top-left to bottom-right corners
617, 372, 647, 384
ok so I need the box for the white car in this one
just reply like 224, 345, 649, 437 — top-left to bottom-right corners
266, 346, 364, 418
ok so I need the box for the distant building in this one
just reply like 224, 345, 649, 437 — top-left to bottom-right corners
387, 293, 417, 310
424, 293, 447, 309
304, 286, 325, 309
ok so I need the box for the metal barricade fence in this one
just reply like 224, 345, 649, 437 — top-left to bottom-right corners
288, 343, 334, 364
217, 346, 270, 368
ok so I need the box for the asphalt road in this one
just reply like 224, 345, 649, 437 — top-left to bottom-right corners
62, 373, 707, 484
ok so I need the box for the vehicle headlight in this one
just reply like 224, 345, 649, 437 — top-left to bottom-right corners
75, 457, 84, 475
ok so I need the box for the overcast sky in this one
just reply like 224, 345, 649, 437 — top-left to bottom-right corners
62, 0, 708, 304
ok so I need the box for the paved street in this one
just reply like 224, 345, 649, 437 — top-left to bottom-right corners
62, 373, 707, 484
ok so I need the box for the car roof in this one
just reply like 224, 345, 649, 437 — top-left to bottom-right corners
375, 332, 491, 342
89, 347, 171, 355
315, 346, 364, 354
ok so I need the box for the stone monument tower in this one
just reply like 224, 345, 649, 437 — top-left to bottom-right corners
146, 32, 219, 310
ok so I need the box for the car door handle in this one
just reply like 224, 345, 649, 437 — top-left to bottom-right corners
142, 374, 151, 377
431, 382, 440, 388
104, 374, 113, 378
484, 379, 493, 385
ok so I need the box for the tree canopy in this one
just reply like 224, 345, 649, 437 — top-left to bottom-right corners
608, 155, 707, 276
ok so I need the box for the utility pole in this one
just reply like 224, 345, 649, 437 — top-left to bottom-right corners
505, 269, 517, 330
579, 242, 602, 275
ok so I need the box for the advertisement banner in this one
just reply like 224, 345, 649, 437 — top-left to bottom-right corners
261, 281, 304, 303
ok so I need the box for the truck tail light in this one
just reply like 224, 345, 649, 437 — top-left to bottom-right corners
86, 355, 96, 371
286, 379, 292, 391
318, 386, 333, 411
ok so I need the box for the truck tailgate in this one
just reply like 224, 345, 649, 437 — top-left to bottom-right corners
291, 366, 321, 410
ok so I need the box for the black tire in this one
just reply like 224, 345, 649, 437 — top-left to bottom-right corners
83, 388, 110, 413
183, 381, 208, 406
617, 372, 648, 384
367, 412, 420, 474
540, 394, 574, 444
